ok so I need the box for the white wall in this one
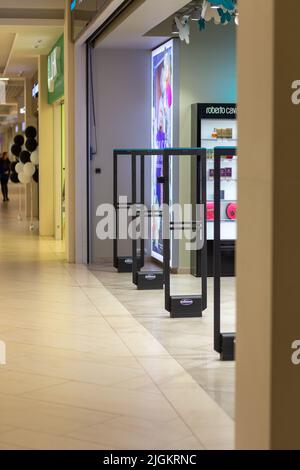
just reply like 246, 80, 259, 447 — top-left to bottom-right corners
90, 48, 151, 263
64, 2, 76, 262
75, 42, 88, 264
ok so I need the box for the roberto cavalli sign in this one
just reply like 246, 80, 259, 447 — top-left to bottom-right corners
199, 103, 237, 119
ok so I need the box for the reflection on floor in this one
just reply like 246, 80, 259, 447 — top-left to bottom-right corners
91, 264, 236, 420
0, 185, 234, 450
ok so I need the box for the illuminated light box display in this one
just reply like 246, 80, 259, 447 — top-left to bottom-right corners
151, 39, 174, 264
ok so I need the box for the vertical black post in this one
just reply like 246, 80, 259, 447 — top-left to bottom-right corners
113, 150, 118, 268
86, 43, 91, 265
140, 155, 145, 268
199, 151, 208, 310
214, 152, 221, 353
132, 153, 137, 284
163, 150, 171, 312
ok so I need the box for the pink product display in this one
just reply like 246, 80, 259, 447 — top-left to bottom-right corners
206, 202, 215, 221
226, 202, 237, 220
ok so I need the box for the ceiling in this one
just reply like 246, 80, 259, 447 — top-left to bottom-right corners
0, 1, 64, 10
0, 25, 64, 77
0, 1, 64, 132
95, 0, 190, 49
5, 79, 24, 103
0, 0, 64, 77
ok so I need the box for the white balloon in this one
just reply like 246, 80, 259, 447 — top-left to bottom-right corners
15, 162, 24, 174
30, 149, 39, 165
18, 172, 32, 184
23, 162, 36, 177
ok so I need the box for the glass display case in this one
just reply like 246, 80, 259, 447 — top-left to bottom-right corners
192, 103, 237, 276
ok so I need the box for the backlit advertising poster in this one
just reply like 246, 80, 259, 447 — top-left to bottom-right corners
151, 40, 174, 263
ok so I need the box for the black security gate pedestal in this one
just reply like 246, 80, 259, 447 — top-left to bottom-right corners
163, 148, 207, 318
113, 149, 143, 273
214, 147, 236, 361
131, 150, 164, 290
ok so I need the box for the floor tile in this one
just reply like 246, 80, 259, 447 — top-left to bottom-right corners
0, 394, 114, 434
0, 186, 235, 450
23, 381, 178, 422
0, 370, 66, 395
0, 429, 113, 450
67, 416, 198, 450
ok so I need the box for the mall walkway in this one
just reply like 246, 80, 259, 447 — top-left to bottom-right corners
0, 184, 233, 450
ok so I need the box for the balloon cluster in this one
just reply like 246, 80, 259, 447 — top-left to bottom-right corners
10, 126, 39, 185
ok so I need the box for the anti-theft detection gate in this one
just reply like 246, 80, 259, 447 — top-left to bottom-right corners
163, 148, 208, 318
214, 146, 237, 361
113, 149, 164, 287
131, 150, 164, 290
113, 149, 144, 273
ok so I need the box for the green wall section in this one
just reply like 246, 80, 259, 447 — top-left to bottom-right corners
178, 21, 237, 271
48, 35, 64, 104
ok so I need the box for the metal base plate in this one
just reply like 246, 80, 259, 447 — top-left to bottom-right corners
137, 272, 164, 290
117, 257, 142, 273
220, 333, 235, 361
170, 295, 202, 318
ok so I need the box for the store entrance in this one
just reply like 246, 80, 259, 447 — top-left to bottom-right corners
87, 1, 237, 268
86, 0, 237, 418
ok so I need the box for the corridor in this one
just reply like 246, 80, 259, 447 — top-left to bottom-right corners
0, 185, 233, 450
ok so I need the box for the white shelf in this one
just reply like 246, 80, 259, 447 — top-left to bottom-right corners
207, 179, 238, 182
207, 199, 237, 202
207, 220, 236, 223
202, 138, 237, 142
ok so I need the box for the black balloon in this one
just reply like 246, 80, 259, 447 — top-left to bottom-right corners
33, 168, 39, 183
25, 138, 37, 152
11, 144, 22, 157
10, 161, 18, 173
14, 134, 24, 147
25, 126, 37, 139
19, 150, 31, 164
10, 172, 19, 184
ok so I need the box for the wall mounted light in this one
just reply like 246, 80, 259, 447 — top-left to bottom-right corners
171, 19, 179, 34
191, 9, 201, 21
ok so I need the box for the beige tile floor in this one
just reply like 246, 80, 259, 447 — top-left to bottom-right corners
90, 267, 236, 420
0, 184, 234, 450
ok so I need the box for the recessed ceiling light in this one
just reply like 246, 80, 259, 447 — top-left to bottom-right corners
34, 39, 43, 49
